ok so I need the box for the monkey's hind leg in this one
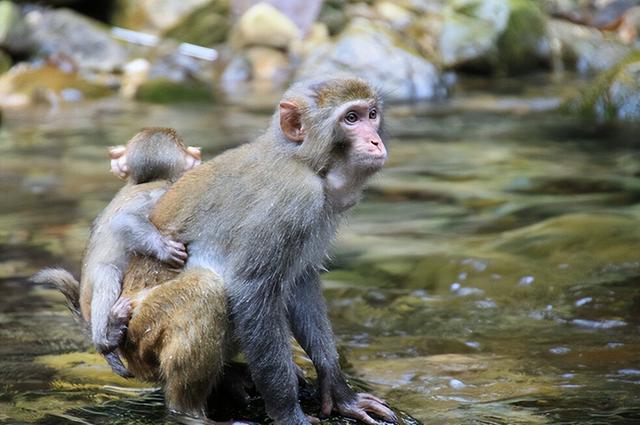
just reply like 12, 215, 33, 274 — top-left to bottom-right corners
125, 268, 229, 419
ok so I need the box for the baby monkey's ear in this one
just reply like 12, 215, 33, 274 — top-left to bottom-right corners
108, 145, 129, 179
185, 146, 201, 170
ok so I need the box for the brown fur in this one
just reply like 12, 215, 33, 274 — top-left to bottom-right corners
121, 266, 228, 416
313, 78, 379, 108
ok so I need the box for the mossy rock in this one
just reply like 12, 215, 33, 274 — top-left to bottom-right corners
135, 78, 216, 103
567, 50, 640, 122
163, 0, 230, 46
0, 63, 112, 107
496, 0, 548, 74
0, 49, 11, 73
318, 0, 349, 36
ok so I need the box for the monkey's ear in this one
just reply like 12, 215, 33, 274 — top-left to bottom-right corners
186, 146, 201, 160
279, 101, 305, 143
108, 146, 129, 179
108, 145, 126, 159
185, 146, 202, 170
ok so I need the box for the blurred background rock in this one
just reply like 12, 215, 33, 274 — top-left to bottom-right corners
0, 0, 639, 121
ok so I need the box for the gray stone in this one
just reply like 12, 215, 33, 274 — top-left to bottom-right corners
570, 52, 640, 122
0, 1, 30, 54
296, 18, 449, 102
114, 0, 211, 34
24, 8, 129, 72
231, 0, 324, 35
548, 18, 632, 74
233, 2, 300, 49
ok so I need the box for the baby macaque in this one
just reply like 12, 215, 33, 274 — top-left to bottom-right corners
39, 128, 200, 375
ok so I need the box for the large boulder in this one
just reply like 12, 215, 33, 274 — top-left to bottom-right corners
163, 0, 230, 46
232, 2, 301, 50
496, 0, 549, 74
0, 61, 112, 109
548, 18, 632, 74
122, 43, 218, 102
403, 0, 548, 74
22, 8, 129, 72
0, 0, 30, 54
114, 0, 213, 34
231, 0, 324, 36
295, 18, 449, 102
543, 0, 640, 29
221, 2, 301, 93
438, 0, 510, 67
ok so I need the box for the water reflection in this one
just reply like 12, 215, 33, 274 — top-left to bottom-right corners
1, 77, 640, 424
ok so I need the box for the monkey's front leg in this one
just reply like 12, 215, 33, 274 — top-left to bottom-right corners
288, 270, 397, 425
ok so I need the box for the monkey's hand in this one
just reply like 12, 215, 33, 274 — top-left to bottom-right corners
325, 392, 397, 425
153, 236, 188, 268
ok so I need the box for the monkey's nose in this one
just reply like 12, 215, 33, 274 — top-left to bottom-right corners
370, 139, 379, 146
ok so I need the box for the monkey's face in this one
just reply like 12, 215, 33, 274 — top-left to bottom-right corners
336, 99, 387, 171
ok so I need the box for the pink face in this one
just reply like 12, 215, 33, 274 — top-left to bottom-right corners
338, 101, 387, 170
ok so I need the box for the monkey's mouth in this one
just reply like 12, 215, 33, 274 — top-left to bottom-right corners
360, 152, 387, 170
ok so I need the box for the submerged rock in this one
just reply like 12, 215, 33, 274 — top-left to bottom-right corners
296, 18, 449, 102
34, 352, 421, 424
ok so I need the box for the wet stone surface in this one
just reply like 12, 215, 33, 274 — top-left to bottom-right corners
1, 76, 640, 424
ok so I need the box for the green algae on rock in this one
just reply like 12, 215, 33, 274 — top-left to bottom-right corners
135, 78, 216, 103
568, 50, 640, 122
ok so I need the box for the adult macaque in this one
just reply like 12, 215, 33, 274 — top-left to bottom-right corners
42, 77, 396, 424
34, 128, 201, 376
116, 77, 396, 424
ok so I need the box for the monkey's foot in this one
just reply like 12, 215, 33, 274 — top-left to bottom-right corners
156, 236, 188, 268
334, 393, 398, 425
215, 362, 254, 406
103, 297, 132, 351
103, 351, 133, 378
306, 415, 320, 425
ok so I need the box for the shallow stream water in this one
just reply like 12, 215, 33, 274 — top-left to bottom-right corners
1, 76, 640, 424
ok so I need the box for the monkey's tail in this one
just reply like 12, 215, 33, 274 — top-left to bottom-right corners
31, 267, 84, 326
31, 268, 134, 379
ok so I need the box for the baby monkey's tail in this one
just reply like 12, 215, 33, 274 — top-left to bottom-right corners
32, 268, 83, 325
31, 268, 133, 379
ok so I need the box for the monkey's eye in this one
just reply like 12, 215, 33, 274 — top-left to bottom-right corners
369, 109, 377, 119
344, 111, 359, 124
